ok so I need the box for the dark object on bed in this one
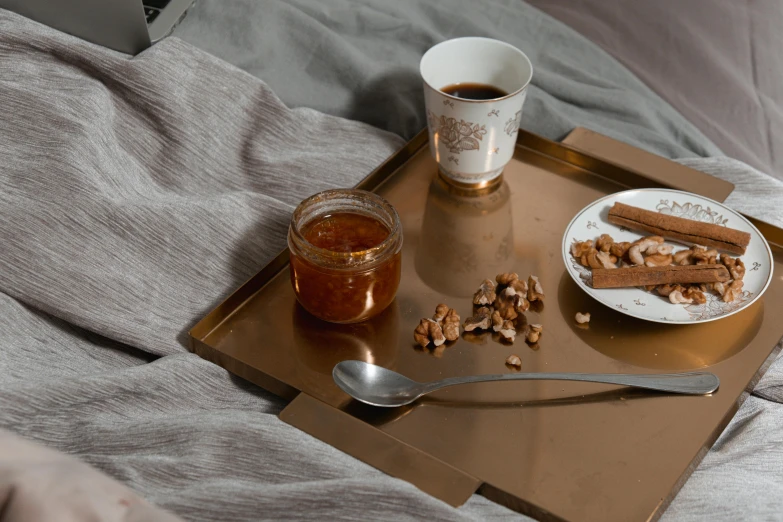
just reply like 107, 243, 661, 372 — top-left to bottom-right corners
0, 0, 195, 54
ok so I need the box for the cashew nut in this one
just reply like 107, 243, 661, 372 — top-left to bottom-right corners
669, 290, 693, 304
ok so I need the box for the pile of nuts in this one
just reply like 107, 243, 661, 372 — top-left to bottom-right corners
414, 273, 546, 369
464, 273, 544, 344
571, 234, 746, 304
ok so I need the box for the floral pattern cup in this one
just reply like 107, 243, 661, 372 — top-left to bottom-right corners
420, 37, 533, 186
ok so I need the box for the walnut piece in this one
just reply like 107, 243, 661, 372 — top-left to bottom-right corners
414, 318, 446, 347
596, 234, 614, 253
669, 289, 693, 305
473, 279, 497, 306
442, 308, 461, 341
595, 251, 617, 269
683, 286, 707, 305
673, 248, 694, 265
527, 275, 544, 302
644, 253, 673, 267
570, 240, 594, 259
575, 312, 591, 324
723, 280, 744, 303
494, 293, 519, 320
498, 320, 517, 342
693, 248, 718, 265
656, 284, 677, 297
464, 306, 493, 331
722, 256, 745, 281
628, 237, 664, 265
610, 241, 631, 258
496, 272, 519, 286
585, 249, 604, 269
433, 303, 450, 323
655, 244, 674, 256
505, 354, 522, 368
491, 309, 504, 332
526, 324, 543, 344
515, 295, 530, 314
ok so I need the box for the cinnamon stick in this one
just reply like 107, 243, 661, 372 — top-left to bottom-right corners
592, 264, 730, 289
607, 202, 750, 255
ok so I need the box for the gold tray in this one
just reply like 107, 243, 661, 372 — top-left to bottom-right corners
189, 127, 783, 522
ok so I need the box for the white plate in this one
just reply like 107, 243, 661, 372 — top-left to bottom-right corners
562, 189, 774, 324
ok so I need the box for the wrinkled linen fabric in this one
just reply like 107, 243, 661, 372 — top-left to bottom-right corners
0, 4, 781, 521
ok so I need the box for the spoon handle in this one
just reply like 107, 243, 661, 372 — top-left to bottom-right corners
422, 371, 719, 395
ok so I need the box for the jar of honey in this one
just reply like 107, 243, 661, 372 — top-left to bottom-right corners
288, 189, 403, 324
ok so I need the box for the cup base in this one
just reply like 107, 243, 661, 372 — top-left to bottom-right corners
437, 165, 504, 191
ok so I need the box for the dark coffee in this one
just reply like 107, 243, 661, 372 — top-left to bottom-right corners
441, 82, 507, 100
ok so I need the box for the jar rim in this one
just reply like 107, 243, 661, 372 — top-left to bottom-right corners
289, 188, 402, 263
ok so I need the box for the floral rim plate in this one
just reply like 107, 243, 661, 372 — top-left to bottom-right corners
561, 189, 774, 324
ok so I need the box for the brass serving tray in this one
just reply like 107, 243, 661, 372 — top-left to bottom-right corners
189, 127, 783, 522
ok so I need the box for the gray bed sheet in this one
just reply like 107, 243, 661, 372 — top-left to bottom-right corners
526, 0, 783, 180
0, 1, 782, 521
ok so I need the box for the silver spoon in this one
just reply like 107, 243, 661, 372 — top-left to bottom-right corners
332, 360, 720, 408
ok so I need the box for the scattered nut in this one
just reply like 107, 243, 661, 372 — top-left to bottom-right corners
723, 280, 744, 303
433, 303, 450, 323
494, 293, 519, 320
609, 241, 631, 258
595, 234, 614, 252
505, 354, 522, 368
570, 240, 594, 259
656, 284, 677, 297
628, 237, 663, 265
526, 324, 543, 344
473, 279, 497, 306
673, 248, 694, 265
496, 272, 519, 286
515, 296, 530, 314
499, 320, 517, 342
527, 275, 544, 302
722, 256, 745, 281
712, 281, 726, 296
575, 312, 591, 324
693, 248, 718, 265
491, 309, 504, 332
464, 306, 493, 331
414, 318, 446, 347
644, 253, 673, 267
441, 308, 461, 341
585, 249, 604, 269
669, 289, 693, 305
594, 251, 617, 269
642, 236, 665, 254
683, 286, 707, 305
656, 244, 674, 255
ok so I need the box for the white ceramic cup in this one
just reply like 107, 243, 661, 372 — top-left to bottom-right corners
420, 37, 533, 186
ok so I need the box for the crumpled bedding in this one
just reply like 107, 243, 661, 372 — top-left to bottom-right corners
0, 2, 781, 521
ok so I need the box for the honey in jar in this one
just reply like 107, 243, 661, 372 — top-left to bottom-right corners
288, 189, 403, 324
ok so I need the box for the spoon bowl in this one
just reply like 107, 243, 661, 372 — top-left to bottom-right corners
333, 360, 426, 407
332, 360, 720, 408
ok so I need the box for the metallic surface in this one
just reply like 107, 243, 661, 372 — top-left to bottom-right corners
333, 360, 720, 407
190, 127, 783, 522
148, 0, 196, 42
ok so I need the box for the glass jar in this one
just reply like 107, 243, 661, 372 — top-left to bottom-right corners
288, 189, 403, 324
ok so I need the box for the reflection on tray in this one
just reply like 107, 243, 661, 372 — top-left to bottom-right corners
557, 271, 765, 371
415, 174, 514, 297
292, 302, 399, 406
